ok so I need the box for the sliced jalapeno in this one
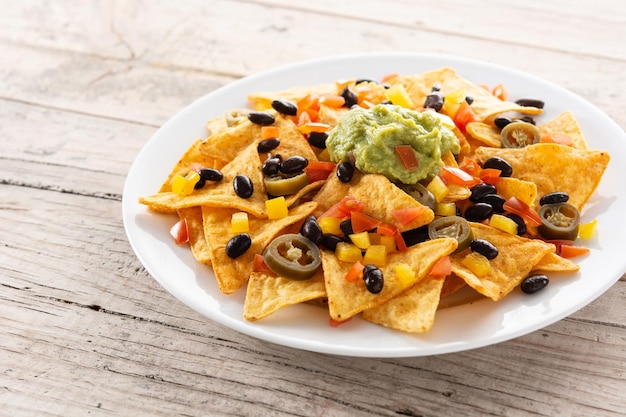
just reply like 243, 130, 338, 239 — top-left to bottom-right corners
263, 234, 321, 280
500, 121, 540, 148
428, 216, 473, 253
537, 202, 580, 241
398, 183, 436, 211
264, 172, 309, 196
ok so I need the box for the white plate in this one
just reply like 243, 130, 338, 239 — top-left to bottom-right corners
122, 52, 626, 357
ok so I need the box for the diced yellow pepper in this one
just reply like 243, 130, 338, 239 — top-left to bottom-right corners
318, 216, 343, 235
368, 233, 381, 245
578, 219, 598, 239
349, 231, 371, 250
461, 252, 491, 277
231, 212, 249, 233
394, 263, 415, 287
384, 84, 414, 108
489, 214, 518, 235
171, 171, 199, 196
435, 202, 457, 217
335, 242, 363, 263
379, 235, 397, 254
427, 176, 449, 203
363, 245, 387, 266
442, 88, 466, 117
265, 196, 288, 219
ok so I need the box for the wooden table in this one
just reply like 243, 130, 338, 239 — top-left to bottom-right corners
2, 1, 625, 415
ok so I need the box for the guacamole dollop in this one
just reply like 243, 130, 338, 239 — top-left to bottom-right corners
326, 104, 460, 184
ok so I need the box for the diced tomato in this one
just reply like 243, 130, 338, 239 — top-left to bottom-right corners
318, 196, 365, 219
503, 197, 542, 227
169, 218, 189, 245
541, 133, 573, 146
351, 211, 381, 233
559, 244, 590, 259
376, 222, 398, 237
253, 253, 275, 274
392, 206, 429, 226
393, 230, 408, 252
394, 145, 420, 171
380, 73, 399, 83
345, 261, 365, 282
429, 256, 452, 278
479, 168, 502, 185
452, 101, 477, 133
304, 161, 336, 182
329, 316, 352, 327
297, 122, 331, 134
440, 166, 481, 187
261, 126, 280, 140
491, 83, 508, 101
459, 156, 482, 177
319, 94, 346, 108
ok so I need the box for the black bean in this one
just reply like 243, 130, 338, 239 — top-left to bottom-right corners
539, 192, 569, 206
424, 91, 445, 111
299, 216, 323, 246
340, 219, 354, 237
225, 233, 252, 258
363, 265, 384, 294
518, 116, 536, 125
198, 168, 223, 182
271, 99, 298, 116
494, 116, 512, 130
356, 78, 376, 84
470, 239, 499, 260
307, 132, 328, 149
321, 234, 345, 251
340, 86, 358, 108
483, 156, 513, 177
469, 183, 497, 203
336, 161, 355, 183
233, 174, 254, 198
478, 193, 506, 213
515, 98, 545, 109
262, 156, 281, 176
521, 274, 549, 294
400, 225, 430, 247
465, 95, 474, 105
464, 203, 493, 222
257, 138, 280, 153
194, 178, 206, 189
280, 156, 308, 174
247, 111, 275, 125
506, 213, 527, 236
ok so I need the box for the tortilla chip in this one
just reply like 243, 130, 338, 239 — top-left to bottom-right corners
473, 144, 610, 210
140, 141, 269, 217
248, 83, 337, 110
539, 111, 588, 150
361, 275, 446, 333
313, 171, 435, 230
451, 223, 555, 301
204, 201, 318, 294
322, 237, 458, 321
532, 252, 580, 273
496, 177, 537, 207
243, 269, 327, 321
466, 122, 502, 148
440, 273, 467, 299
177, 207, 212, 265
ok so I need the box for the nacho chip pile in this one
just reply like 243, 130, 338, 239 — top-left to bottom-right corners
139, 67, 610, 335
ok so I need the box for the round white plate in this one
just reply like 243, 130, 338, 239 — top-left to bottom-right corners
122, 52, 626, 357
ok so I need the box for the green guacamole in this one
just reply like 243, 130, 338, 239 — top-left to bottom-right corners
326, 104, 460, 184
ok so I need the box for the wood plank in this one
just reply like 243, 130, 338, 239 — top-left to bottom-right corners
1, 185, 625, 416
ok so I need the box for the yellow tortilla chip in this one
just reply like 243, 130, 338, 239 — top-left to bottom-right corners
532, 252, 580, 273
243, 269, 327, 321
140, 141, 269, 217
451, 223, 555, 301
440, 273, 467, 299
248, 83, 337, 110
177, 207, 212, 265
495, 177, 537, 207
322, 237, 458, 321
203, 201, 318, 294
473, 144, 610, 210
466, 122, 502, 148
362, 275, 446, 333
539, 111, 588, 150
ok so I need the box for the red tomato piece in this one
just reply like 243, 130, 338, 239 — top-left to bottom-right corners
429, 256, 452, 277
440, 166, 481, 187
329, 317, 352, 327
559, 244, 590, 259
253, 253, 275, 274
305, 161, 336, 182
392, 206, 429, 226
169, 218, 189, 244
479, 168, 502, 186
376, 222, 398, 237
459, 156, 482, 177
393, 230, 408, 252
503, 197, 542, 226
452, 101, 477, 133
394, 145, 420, 171
351, 211, 381, 233
318, 196, 364, 219
345, 261, 365, 282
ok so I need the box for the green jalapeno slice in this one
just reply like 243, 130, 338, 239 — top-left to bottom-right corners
263, 234, 321, 280
537, 202, 580, 241
500, 121, 540, 148
264, 172, 309, 196
428, 216, 473, 253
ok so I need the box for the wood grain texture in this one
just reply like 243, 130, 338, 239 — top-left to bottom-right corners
1, 0, 625, 416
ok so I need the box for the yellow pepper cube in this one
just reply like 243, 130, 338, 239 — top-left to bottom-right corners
318, 216, 343, 235
363, 245, 387, 266
231, 212, 249, 233
335, 242, 363, 263
442, 88, 466, 117
489, 214, 518, 235
394, 263, 415, 287
171, 172, 198, 196
461, 252, 491, 277
266, 196, 288, 219
349, 231, 371, 250
427, 175, 449, 203
384, 84, 414, 108
578, 219, 598, 239
435, 202, 457, 217
379, 235, 397, 254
